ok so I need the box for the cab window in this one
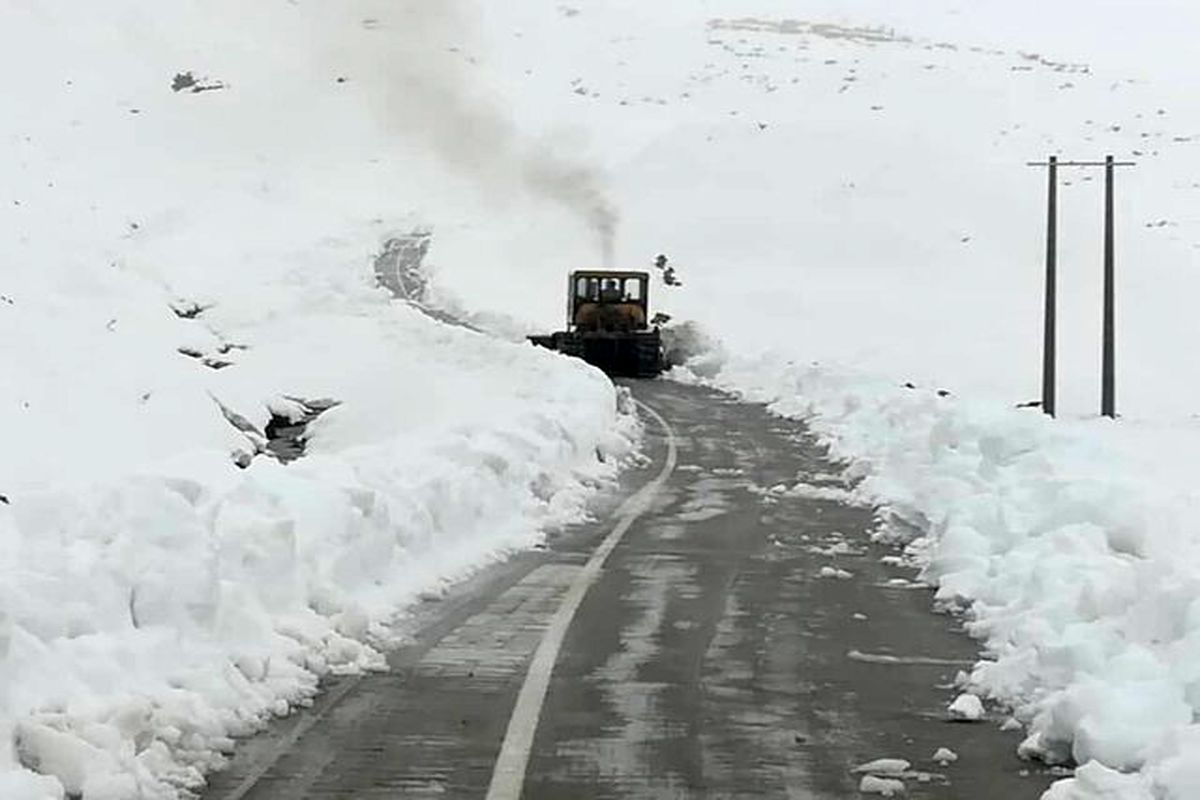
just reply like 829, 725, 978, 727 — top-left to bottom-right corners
576, 277, 600, 301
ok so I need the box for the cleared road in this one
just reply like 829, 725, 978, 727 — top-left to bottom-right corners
202, 381, 1053, 798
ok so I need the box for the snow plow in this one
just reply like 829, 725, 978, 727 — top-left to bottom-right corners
529, 270, 664, 378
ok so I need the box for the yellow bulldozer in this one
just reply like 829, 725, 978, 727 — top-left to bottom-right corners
529, 270, 664, 378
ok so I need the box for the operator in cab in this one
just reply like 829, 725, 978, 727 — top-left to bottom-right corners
600, 278, 622, 302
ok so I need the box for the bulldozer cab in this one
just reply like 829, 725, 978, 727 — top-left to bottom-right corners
528, 269, 663, 378
569, 271, 650, 333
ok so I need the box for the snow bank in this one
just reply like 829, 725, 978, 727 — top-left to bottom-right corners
682, 350, 1200, 798
0, 271, 636, 800
2, 302, 638, 800
1, 253, 638, 800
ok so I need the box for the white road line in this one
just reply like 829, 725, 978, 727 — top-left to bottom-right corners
484, 399, 679, 800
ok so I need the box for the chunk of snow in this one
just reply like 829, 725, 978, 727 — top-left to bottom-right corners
1042, 761, 1155, 800
852, 758, 911, 775
948, 693, 985, 721
818, 566, 854, 580
932, 747, 958, 765
859, 775, 906, 796
810, 541, 856, 556
784, 482, 866, 505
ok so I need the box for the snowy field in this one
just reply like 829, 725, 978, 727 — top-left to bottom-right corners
6, 0, 1200, 797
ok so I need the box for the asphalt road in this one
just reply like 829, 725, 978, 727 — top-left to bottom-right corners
201, 381, 1054, 799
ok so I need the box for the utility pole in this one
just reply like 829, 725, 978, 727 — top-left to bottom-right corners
1027, 155, 1133, 419
1101, 155, 1117, 418
1042, 156, 1058, 417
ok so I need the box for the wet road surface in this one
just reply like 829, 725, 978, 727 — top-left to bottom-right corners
202, 381, 1053, 798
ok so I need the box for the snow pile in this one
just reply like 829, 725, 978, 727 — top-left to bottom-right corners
0, 260, 636, 800
1043, 762, 1156, 800
853, 758, 911, 776
932, 747, 958, 766
680, 351, 1200, 798
948, 693, 986, 723
1, 300, 633, 798
859, 774, 906, 797
784, 482, 866, 505
854, 758, 911, 797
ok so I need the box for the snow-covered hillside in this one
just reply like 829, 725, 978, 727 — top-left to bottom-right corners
1, 2, 637, 797
455, 0, 1200, 420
